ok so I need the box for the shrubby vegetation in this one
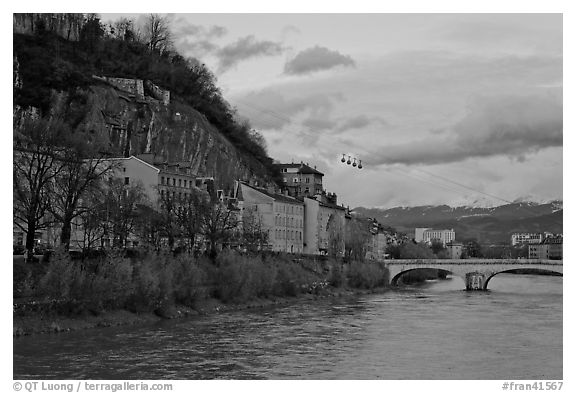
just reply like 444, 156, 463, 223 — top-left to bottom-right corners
14, 250, 395, 316
346, 262, 389, 289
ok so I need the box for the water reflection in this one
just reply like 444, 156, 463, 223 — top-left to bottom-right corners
14, 274, 562, 380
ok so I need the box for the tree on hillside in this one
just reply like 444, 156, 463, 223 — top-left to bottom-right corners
79, 14, 104, 52
142, 14, 172, 54
111, 17, 135, 42
13, 118, 68, 262
14, 16, 282, 184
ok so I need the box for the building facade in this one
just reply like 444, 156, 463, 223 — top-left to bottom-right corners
528, 236, 563, 260
511, 232, 543, 246
446, 242, 463, 259
275, 162, 324, 198
236, 182, 304, 253
414, 228, 456, 246
68, 155, 209, 250
303, 196, 346, 256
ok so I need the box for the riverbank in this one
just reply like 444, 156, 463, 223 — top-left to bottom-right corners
14, 286, 388, 337
21, 250, 483, 336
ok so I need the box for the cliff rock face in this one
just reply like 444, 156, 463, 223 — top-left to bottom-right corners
16, 82, 274, 194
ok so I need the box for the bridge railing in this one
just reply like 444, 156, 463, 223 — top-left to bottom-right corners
380, 258, 562, 266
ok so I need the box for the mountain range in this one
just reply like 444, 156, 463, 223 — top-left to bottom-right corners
354, 200, 563, 244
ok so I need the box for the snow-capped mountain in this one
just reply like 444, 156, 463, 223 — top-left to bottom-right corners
354, 200, 563, 244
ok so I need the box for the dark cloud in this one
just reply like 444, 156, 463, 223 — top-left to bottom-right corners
364, 94, 562, 166
302, 118, 337, 131
234, 89, 343, 130
173, 21, 228, 39
284, 45, 356, 75
336, 115, 388, 132
172, 21, 228, 58
300, 114, 388, 135
177, 39, 219, 57
216, 35, 286, 73
206, 25, 227, 38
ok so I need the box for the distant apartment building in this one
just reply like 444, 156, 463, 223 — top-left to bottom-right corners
446, 242, 463, 259
414, 228, 456, 246
235, 181, 304, 253
528, 236, 563, 260
274, 162, 324, 198
511, 232, 543, 246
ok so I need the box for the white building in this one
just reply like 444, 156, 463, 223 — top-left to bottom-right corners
414, 228, 456, 246
236, 181, 304, 253
511, 233, 543, 246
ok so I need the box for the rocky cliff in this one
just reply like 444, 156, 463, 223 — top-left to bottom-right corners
14, 80, 276, 194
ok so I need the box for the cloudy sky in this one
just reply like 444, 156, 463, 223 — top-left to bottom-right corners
102, 13, 563, 208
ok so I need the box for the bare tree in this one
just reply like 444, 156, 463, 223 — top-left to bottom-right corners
156, 188, 182, 249
75, 188, 107, 251
13, 118, 68, 262
101, 178, 147, 248
174, 188, 207, 252
241, 206, 269, 252
344, 218, 371, 262
200, 201, 239, 260
143, 14, 173, 54
326, 214, 345, 258
111, 17, 135, 41
48, 138, 117, 250
134, 204, 164, 251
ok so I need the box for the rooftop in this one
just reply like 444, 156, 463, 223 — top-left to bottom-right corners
240, 181, 303, 205
275, 162, 324, 176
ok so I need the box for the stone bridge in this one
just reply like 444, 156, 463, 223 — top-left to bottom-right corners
382, 259, 563, 290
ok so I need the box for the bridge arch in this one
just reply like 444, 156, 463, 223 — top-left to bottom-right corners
484, 268, 563, 290
390, 267, 462, 286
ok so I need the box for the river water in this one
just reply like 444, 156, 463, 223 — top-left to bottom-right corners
13, 274, 562, 380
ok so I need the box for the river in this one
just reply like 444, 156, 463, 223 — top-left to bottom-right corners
13, 273, 562, 379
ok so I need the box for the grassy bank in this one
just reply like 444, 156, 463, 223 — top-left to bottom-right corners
14, 250, 390, 336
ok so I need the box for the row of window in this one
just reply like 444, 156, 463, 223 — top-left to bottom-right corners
275, 229, 302, 241
274, 203, 303, 214
161, 176, 196, 188
283, 177, 320, 184
160, 189, 194, 202
274, 215, 303, 228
